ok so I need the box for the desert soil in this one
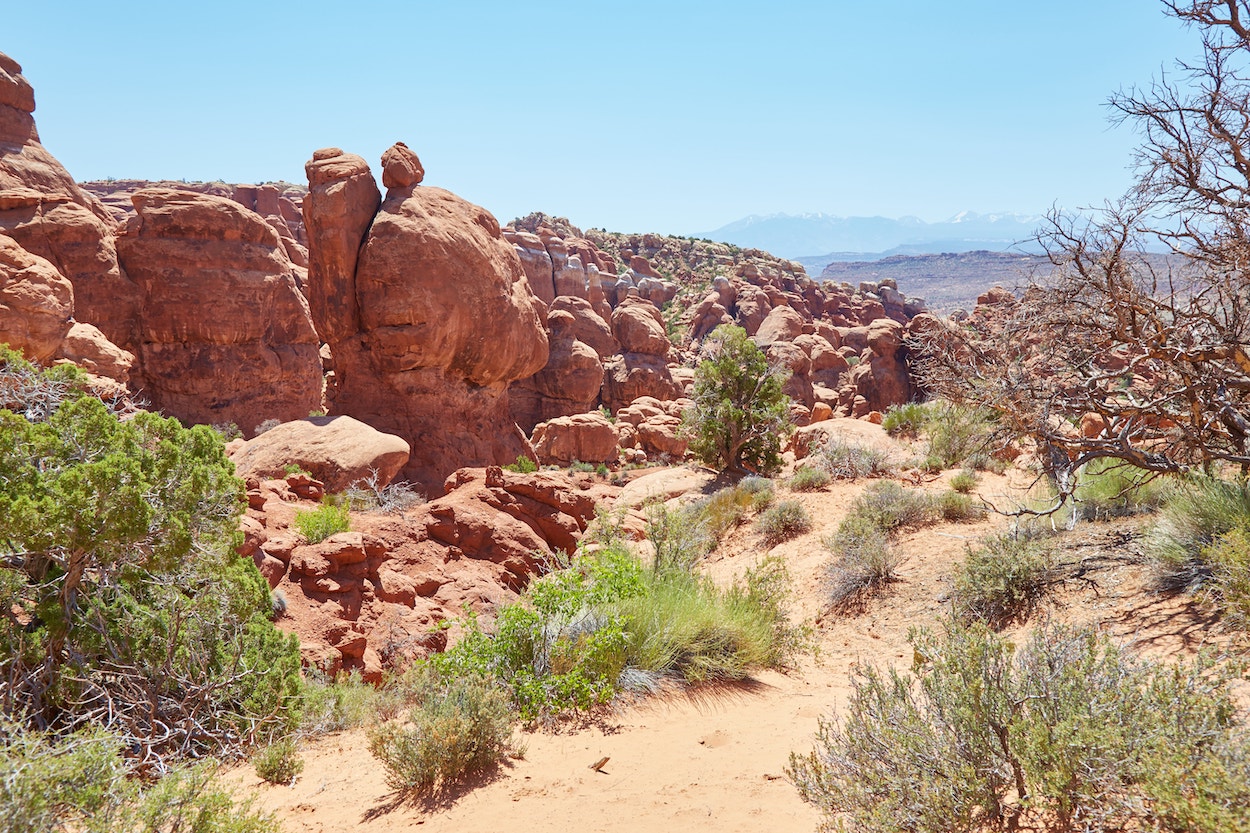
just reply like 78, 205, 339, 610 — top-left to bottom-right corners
223, 470, 1240, 833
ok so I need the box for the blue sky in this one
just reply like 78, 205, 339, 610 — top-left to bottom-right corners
5, 1, 1197, 234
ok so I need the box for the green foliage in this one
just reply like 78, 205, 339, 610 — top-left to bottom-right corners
1202, 528, 1250, 627
684, 324, 792, 474
693, 477, 774, 539
0, 355, 301, 764
933, 489, 988, 522
844, 480, 937, 534
0, 718, 279, 833
253, 738, 303, 785
788, 621, 1250, 833
823, 517, 899, 611
949, 469, 979, 494
810, 435, 895, 480
788, 465, 832, 492
300, 670, 405, 734
952, 532, 1057, 626
294, 501, 351, 543
881, 401, 931, 438
756, 499, 812, 545
368, 671, 516, 796
1073, 458, 1165, 520
922, 402, 999, 471
647, 501, 713, 575
504, 455, 538, 474
1148, 475, 1250, 591
282, 462, 310, 477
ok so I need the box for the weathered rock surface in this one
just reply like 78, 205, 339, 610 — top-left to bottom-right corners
0, 233, 72, 362
115, 188, 323, 430
53, 321, 133, 382
230, 416, 411, 491
611, 297, 670, 356
509, 309, 604, 433
306, 145, 548, 489
531, 411, 619, 465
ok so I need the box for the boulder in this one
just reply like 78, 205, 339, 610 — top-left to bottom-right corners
601, 352, 682, 411
54, 321, 134, 383
380, 141, 424, 189
549, 296, 618, 358
230, 415, 411, 492
0, 233, 72, 362
115, 188, 324, 431
509, 309, 604, 433
754, 305, 806, 345
530, 411, 619, 465
611, 297, 670, 356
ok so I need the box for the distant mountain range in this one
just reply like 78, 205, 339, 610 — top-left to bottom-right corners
692, 211, 1046, 266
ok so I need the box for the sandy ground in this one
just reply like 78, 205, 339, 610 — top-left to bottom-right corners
223, 470, 1243, 832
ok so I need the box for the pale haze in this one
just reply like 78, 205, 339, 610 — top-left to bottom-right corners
4, 1, 1196, 234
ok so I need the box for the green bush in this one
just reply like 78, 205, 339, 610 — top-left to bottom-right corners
368, 672, 516, 796
300, 670, 403, 734
1073, 457, 1165, 520
823, 517, 899, 611
1202, 528, 1250, 627
1148, 475, 1250, 593
253, 738, 304, 785
789, 465, 832, 492
504, 455, 538, 473
952, 532, 1057, 626
788, 621, 1250, 833
0, 351, 301, 765
0, 717, 278, 833
294, 502, 351, 543
881, 401, 931, 438
922, 402, 999, 471
647, 501, 713, 575
949, 469, 979, 493
812, 436, 894, 480
684, 324, 792, 474
934, 489, 988, 522
757, 499, 813, 545
845, 481, 936, 534
695, 478, 775, 539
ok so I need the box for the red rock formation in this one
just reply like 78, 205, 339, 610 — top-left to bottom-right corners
115, 188, 323, 430
0, 233, 72, 362
509, 309, 604, 433
230, 416, 411, 491
531, 412, 619, 465
305, 144, 548, 489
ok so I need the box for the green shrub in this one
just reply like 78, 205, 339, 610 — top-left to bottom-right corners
0, 353, 301, 765
757, 499, 813, 545
881, 401, 930, 438
283, 462, 310, 477
845, 481, 936, 534
789, 465, 832, 492
788, 621, 1250, 833
1073, 457, 1165, 520
0, 718, 279, 833
684, 324, 792, 474
504, 455, 538, 473
922, 402, 999, 471
568, 460, 595, 473
812, 436, 894, 480
253, 738, 303, 785
952, 532, 1057, 626
647, 501, 712, 576
823, 517, 899, 611
949, 469, 979, 494
294, 502, 351, 543
1148, 475, 1250, 594
300, 670, 403, 734
368, 672, 516, 796
1203, 527, 1250, 627
696, 478, 774, 539
934, 489, 988, 522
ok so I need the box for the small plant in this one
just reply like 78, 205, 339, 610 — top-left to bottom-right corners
922, 401, 999, 470
952, 532, 1057, 626
344, 470, 426, 514
308, 408, 327, 417
880, 401, 930, 438
788, 621, 1250, 833
294, 502, 351, 543
368, 672, 516, 796
253, 418, 282, 435
283, 462, 311, 477
823, 518, 900, 611
697, 478, 775, 539
812, 436, 894, 480
933, 489, 987, 522
568, 460, 596, 474
595, 463, 610, 478
949, 468, 979, 493
1073, 457, 1165, 521
789, 465, 832, 492
845, 480, 936, 534
757, 499, 812, 545
300, 670, 403, 735
212, 421, 243, 441
504, 455, 538, 474
254, 738, 304, 785
1148, 475, 1250, 591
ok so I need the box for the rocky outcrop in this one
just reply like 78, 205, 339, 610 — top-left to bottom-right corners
247, 466, 601, 678
531, 411, 619, 466
0, 52, 139, 352
509, 309, 604, 433
53, 321, 133, 382
230, 416, 411, 491
115, 188, 323, 430
305, 144, 548, 489
0, 233, 72, 362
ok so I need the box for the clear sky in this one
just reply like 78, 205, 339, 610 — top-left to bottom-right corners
4, 1, 1199, 234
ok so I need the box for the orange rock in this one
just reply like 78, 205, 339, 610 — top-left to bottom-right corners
0, 233, 72, 362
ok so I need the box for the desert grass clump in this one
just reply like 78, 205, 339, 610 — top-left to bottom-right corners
948, 469, 979, 494
921, 401, 999, 471
823, 517, 900, 611
846, 480, 936, 534
696, 477, 774, 539
368, 672, 516, 796
788, 465, 832, 492
812, 435, 894, 480
933, 489, 988, 522
757, 499, 813, 545
1072, 457, 1165, 521
880, 401, 931, 438
1147, 475, 1250, 590
253, 738, 304, 785
299, 670, 404, 735
952, 532, 1057, 627
503, 454, 538, 473
293, 501, 351, 544
788, 621, 1250, 833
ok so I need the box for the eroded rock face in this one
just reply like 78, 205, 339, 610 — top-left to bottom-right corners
54, 321, 134, 383
230, 416, 411, 492
0, 51, 139, 351
531, 411, 619, 465
116, 188, 323, 431
307, 145, 548, 489
509, 309, 604, 433
0, 233, 72, 362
